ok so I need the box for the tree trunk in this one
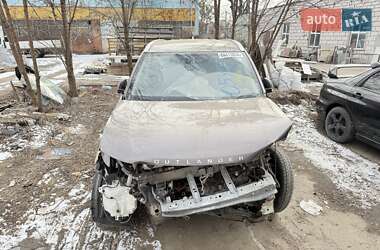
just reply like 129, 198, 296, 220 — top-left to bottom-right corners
250, 0, 263, 74
231, 19, 236, 39
60, 0, 78, 97
214, 0, 220, 39
23, 0, 43, 111
0, 0, 36, 105
121, 0, 133, 74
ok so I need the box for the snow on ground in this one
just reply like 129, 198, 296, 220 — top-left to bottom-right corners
0, 54, 109, 84
0, 169, 161, 250
0, 152, 12, 161
281, 104, 380, 208
0, 123, 54, 155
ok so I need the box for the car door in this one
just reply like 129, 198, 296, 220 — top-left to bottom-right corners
350, 71, 380, 142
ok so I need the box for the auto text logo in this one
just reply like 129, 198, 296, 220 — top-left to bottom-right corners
301, 8, 372, 32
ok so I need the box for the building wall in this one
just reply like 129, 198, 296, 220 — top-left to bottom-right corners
7, 0, 200, 36
280, 0, 380, 56
12, 19, 103, 54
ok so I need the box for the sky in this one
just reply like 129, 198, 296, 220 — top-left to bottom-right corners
219, 0, 286, 21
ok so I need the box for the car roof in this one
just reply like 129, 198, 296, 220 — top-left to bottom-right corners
144, 39, 245, 53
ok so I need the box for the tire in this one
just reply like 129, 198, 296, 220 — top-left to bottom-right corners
325, 106, 354, 143
268, 147, 294, 213
91, 168, 131, 228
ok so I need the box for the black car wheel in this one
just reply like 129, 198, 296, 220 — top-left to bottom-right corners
325, 107, 354, 143
268, 147, 294, 213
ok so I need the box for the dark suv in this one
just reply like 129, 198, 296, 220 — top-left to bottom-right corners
317, 63, 380, 149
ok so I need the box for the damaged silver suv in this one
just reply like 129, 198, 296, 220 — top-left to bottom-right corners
91, 39, 293, 226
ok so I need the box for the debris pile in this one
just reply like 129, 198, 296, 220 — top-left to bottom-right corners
83, 59, 107, 75
0, 112, 54, 156
269, 90, 318, 106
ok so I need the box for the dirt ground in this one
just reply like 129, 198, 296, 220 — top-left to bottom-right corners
0, 60, 379, 249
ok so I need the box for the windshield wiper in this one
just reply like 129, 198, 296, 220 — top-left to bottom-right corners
176, 96, 199, 101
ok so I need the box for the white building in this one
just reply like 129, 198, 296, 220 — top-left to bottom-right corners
236, 0, 380, 63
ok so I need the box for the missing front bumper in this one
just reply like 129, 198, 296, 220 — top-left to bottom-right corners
153, 168, 277, 217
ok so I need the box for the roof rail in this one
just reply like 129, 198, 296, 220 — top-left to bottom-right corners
229, 39, 245, 51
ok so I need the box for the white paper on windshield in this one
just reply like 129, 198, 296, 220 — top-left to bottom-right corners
218, 52, 243, 59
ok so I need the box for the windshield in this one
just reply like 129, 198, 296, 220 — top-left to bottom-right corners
128, 52, 263, 101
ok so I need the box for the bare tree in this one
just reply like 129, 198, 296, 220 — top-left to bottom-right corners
0, 0, 36, 105
42, 0, 80, 98
60, 0, 78, 97
120, 0, 136, 74
229, 0, 249, 39
248, 0, 327, 75
213, 0, 221, 39
199, 0, 213, 36
23, 0, 43, 111
249, 0, 295, 75
103, 0, 136, 74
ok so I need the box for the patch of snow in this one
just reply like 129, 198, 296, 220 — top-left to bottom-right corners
67, 124, 89, 135
39, 61, 66, 76
0, 47, 16, 68
68, 183, 86, 197
0, 124, 54, 153
37, 168, 61, 185
29, 125, 54, 149
0, 152, 12, 161
0, 170, 161, 250
33, 57, 61, 67
282, 104, 380, 208
52, 72, 68, 79
0, 72, 17, 79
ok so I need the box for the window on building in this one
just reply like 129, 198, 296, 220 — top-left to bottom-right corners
350, 32, 366, 49
309, 26, 321, 47
362, 72, 380, 93
281, 23, 290, 46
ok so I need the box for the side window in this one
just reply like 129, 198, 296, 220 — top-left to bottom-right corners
350, 32, 366, 49
282, 23, 290, 46
362, 72, 380, 93
309, 24, 321, 48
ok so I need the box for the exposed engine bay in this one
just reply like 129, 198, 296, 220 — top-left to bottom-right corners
95, 148, 282, 222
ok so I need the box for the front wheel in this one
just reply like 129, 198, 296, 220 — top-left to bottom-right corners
268, 147, 294, 213
325, 106, 354, 143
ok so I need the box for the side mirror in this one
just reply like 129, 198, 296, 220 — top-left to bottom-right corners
117, 79, 128, 94
262, 78, 273, 94
328, 71, 338, 79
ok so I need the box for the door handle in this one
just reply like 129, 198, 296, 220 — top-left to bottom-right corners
354, 92, 363, 99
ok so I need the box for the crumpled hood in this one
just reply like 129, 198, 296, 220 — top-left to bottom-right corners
100, 97, 292, 165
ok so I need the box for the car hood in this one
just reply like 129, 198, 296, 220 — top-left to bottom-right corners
100, 97, 292, 165
326, 78, 350, 85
